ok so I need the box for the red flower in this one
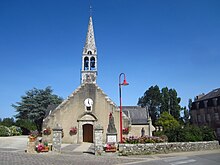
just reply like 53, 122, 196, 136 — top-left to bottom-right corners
69, 127, 77, 135
122, 127, 129, 134
43, 128, 51, 135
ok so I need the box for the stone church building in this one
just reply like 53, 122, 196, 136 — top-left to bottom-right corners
43, 16, 154, 144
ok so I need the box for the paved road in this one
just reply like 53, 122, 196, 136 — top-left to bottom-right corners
0, 148, 219, 165
0, 136, 220, 165
0, 136, 28, 152
123, 150, 220, 165
0, 151, 139, 165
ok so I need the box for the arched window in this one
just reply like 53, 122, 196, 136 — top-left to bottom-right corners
84, 57, 89, 70
90, 57, 96, 70
87, 51, 92, 55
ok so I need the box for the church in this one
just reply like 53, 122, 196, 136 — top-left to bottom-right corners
43, 16, 155, 144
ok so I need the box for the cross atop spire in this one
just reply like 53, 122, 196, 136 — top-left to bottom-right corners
83, 16, 97, 55
89, 5, 92, 16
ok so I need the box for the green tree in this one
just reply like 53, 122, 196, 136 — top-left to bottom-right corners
138, 85, 161, 125
160, 87, 182, 119
169, 89, 181, 120
12, 86, 63, 132
161, 87, 170, 114
15, 119, 37, 135
138, 85, 182, 123
155, 112, 180, 130
180, 99, 192, 125
1, 118, 15, 127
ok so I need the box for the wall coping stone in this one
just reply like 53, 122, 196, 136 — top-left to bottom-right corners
119, 141, 220, 156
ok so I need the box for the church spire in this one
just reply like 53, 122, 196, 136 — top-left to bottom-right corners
83, 16, 97, 55
81, 16, 98, 84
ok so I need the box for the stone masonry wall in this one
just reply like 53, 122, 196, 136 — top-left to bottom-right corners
119, 141, 220, 155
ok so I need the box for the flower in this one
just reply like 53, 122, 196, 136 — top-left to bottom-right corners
104, 142, 116, 152
43, 127, 51, 135
69, 127, 77, 135
122, 127, 129, 134
37, 143, 44, 152
29, 130, 39, 138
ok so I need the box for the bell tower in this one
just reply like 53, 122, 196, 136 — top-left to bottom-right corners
81, 16, 97, 84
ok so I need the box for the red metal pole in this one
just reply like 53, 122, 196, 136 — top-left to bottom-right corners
119, 73, 129, 143
119, 83, 122, 143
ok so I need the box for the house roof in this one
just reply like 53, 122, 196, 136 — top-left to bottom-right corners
45, 104, 59, 117
122, 106, 149, 125
195, 88, 220, 102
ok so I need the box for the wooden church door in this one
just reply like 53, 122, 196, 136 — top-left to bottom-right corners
83, 124, 93, 143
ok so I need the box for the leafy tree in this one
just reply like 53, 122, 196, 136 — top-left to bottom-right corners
160, 88, 181, 120
168, 89, 181, 120
12, 86, 63, 132
138, 85, 182, 123
180, 99, 192, 125
1, 118, 15, 127
138, 85, 162, 125
160, 87, 170, 114
15, 119, 37, 135
155, 112, 180, 130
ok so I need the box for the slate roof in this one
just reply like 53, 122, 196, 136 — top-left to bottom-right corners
195, 88, 220, 102
122, 106, 149, 125
45, 104, 59, 117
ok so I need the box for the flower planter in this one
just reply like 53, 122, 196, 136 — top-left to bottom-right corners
43, 128, 51, 136
41, 146, 49, 152
105, 143, 117, 152
105, 147, 116, 152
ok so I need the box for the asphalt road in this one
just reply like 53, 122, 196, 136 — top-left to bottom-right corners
124, 150, 220, 165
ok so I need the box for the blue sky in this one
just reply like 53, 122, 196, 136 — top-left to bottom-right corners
0, 0, 220, 119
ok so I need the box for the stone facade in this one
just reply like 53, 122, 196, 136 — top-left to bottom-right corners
43, 83, 120, 143
127, 125, 154, 137
190, 88, 220, 140
119, 141, 220, 155
42, 15, 154, 144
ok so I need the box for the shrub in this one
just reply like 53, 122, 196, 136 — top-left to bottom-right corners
201, 126, 216, 141
123, 135, 165, 144
15, 119, 37, 135
10, 126, 22, 136
0, 125, 11, 136
155, 125, 216, 142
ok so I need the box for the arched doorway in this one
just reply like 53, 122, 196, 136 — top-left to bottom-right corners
83, 124, 93, 142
